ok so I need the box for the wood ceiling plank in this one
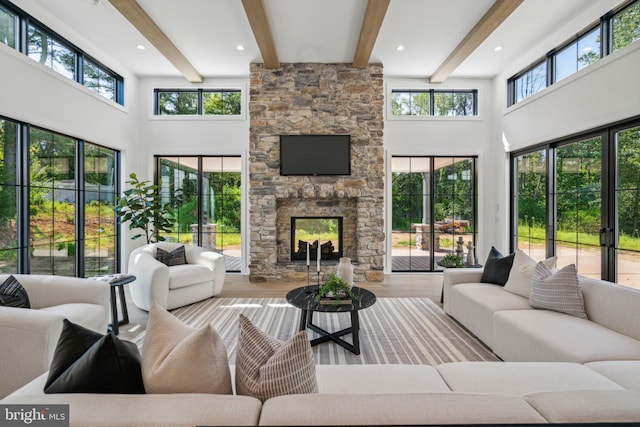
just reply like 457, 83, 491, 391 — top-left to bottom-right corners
108, 0, 203, 83
429, 0, 523, 83
353, 0, 390, 68
242, 0, 280, 69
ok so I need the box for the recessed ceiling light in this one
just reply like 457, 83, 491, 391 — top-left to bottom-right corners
236, 45, 245, 51
136, 44, 146, 50
396, 45, 405, 51
494, 46, 503, 52
88, 0, 102, 6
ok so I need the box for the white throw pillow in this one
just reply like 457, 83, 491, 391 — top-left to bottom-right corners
503, 250, 557, 298
529, 262, 588, 319
142, 302, 232, 394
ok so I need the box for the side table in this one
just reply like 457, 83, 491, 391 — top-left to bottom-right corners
91, 274, 136, 335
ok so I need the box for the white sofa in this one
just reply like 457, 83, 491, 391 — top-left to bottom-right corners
127, 242, 226, 311
442, 268, 640, 363
0, 274, 110, 398
3, 361, 640, 425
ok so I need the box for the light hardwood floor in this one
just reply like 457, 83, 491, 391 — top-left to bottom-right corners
118, 273, 444, 340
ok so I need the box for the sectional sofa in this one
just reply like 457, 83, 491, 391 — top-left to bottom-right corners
2, 267, 640, 425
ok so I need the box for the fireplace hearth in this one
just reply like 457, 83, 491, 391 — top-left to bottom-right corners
291, 217, 342, 261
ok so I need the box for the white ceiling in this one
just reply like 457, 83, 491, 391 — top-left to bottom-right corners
10, 0, 621, 80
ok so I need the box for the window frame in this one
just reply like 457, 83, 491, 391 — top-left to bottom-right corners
0, 113, 121, 277
153, 88, 244, 117
388, 88, 479, 120
507, 0, 639, 106
0, 0, 124, 106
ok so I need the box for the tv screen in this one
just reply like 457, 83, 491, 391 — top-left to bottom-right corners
280, 135, 351, 176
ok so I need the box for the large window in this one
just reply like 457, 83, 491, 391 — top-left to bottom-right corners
0, 0, 124, 105
156, 156, 242, 272
0, 115, 120, 276
154, 89, 242, 116
0, 118, 19, 272
391, 156, 477, 271
508, 0, 639, 106
0, 3, 16, 49
511, 118, 640, 290
390, 90, 477, 117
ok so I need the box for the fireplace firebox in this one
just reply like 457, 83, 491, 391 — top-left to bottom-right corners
291, 217, 343, 261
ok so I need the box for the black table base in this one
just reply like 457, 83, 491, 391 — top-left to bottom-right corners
299, 309, 361, 354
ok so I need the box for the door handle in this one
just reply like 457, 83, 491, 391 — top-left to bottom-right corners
599, 227, 607, 247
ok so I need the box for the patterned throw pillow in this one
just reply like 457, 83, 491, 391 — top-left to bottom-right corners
142, 303, 232, 394
0, 275, 30, 308
529, 262, 588, 319
156, 245, 187, 266
235, 314, 317, 402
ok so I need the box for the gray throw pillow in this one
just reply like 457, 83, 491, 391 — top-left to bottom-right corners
0, 275, 30, 308
529, 262, 588, 319
156, 246, 187, 266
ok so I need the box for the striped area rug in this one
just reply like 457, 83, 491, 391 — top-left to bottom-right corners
131, 297, 499, 365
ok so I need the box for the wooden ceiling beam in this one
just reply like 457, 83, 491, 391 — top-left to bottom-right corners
429, 0, 523, 83
109, 0, 203, 83
352, 0, 390, 68
241, 0, 280, 69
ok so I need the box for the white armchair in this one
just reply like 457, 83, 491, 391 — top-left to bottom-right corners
127, 242, 226, 311
0, 274, 110, 398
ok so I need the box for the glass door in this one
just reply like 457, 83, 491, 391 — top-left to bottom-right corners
391, 156, 477, 271
614, 125, 640, 290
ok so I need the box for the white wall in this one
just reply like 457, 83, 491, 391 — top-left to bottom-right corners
488, 41, 640, 250
136, 77, 250, 182
383, 78, 496, 264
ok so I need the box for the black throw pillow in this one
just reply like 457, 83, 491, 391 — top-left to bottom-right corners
480, 246, 515, 286
156, 245, 187, 266
0, 275, 30, 308
44, 319, 145, 394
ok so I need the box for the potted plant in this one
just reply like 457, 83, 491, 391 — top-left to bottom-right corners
437, 253, 464, 268
115, 173, 182, 244
316, 273, 358, 305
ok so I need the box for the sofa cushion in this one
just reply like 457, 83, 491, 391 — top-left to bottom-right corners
258, 393, 547, 426
39, 303, 106, 333
0, 275, 30, 308
235, 314, 317, 402
504, 250, 557, 298
480, 246, 514, 286
447, 282, 531, 348
167, 264, 214, 290
436, 362, 623, 396
44, 320, 144, 394
492, 309, 640, 362
156, 245, 187, 266
2, 393, 263, 427
585, 361, 640, 390
315, 364, 451, 394
529, 263, 587, 319
525, 390, 640, 423
142, 303, 232, 394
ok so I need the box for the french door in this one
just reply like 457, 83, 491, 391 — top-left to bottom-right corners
512, 119, 640, 289
391, 156, 477, 272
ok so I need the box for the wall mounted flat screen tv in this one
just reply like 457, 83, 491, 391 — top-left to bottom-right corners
280, 135, 351, 176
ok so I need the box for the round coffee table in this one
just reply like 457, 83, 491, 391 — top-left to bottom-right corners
286, 285, 376, 355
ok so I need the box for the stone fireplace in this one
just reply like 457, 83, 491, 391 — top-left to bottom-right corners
248, 63, 385, 282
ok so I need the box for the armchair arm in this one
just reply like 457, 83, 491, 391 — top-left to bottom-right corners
128, 248, 170, 311
0, 307, 65, 398
442, 268, 484, 313
187, 246, 226, 296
